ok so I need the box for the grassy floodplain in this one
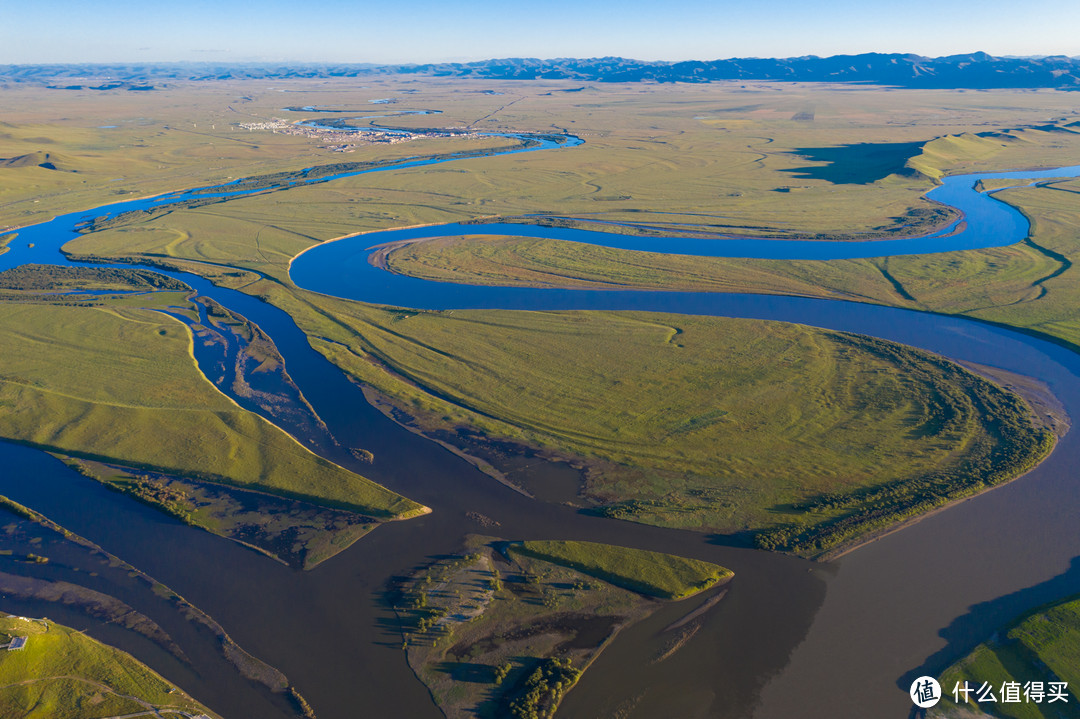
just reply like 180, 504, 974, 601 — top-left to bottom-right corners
0, 613, 218, 719
396, 538, 730, 719
368, 115, 1080, 356
0, 270, 426, 521
68, 458, 379, 570
935, 594, 1080, 718
28, 79, 1069, 554
282, 298, 1051, 554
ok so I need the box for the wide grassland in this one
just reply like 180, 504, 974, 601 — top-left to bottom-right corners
0, 79, 522, 231
281, 83, 1080, 240
59, 81, 1080, 360
0, 300, 424, 519
0, 614, 217, 719
510, 540, 731, 599
937, 594, 1080, 718
0, 83, 321, 231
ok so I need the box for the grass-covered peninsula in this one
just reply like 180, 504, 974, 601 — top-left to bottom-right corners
0, 269, 427, 524
383, 174, 1080, 354
11, 264, 1047, 558
26, 81, 1067, 558
0, 613, 219, 719
25, 249, 1045, 558
282, 296, 1052, 556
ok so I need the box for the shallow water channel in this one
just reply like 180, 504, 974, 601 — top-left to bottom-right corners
1, 136, 1079, 718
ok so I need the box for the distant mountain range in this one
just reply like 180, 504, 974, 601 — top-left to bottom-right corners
3, 53, 1080, 89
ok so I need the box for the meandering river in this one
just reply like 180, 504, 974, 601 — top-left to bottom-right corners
1, 131, 1080, 718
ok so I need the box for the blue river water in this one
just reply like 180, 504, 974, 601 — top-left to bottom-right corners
291, 165, 1080, 283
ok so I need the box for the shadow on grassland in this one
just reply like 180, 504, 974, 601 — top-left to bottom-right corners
783, 141, 926, 185
899, 555, 1080, 699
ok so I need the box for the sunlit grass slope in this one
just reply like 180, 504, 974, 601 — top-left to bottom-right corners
510, 540, 731, 599
0, 300, 424, 519
0, 613, 218, 719
936, 594, 1080, 718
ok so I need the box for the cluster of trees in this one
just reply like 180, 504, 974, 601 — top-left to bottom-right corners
591, 497, 666, 522
505, 657, 580, 719
399, 553, 486, 639
120, 476, 196, 525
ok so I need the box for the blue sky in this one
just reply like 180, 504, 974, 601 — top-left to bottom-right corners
4, 0, 1080, 64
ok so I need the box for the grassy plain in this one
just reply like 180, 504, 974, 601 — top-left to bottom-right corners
509, 540, 730, 599
19, 79, 1072, 552
396, 538, 725, 718
0, 79, 521, 231
248, 82, 1080, 238
935, 594, 1080, 718
0, 614, 218, 719
16, 254, 1042, 553
57, 82, 1080, 282
0, 281, 425, 520
52, 81, 1080, 355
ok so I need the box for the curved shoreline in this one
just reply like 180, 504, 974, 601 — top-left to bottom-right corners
816, 459, 1052, 562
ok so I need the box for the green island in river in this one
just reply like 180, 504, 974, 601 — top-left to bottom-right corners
395, 538, 731, 719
